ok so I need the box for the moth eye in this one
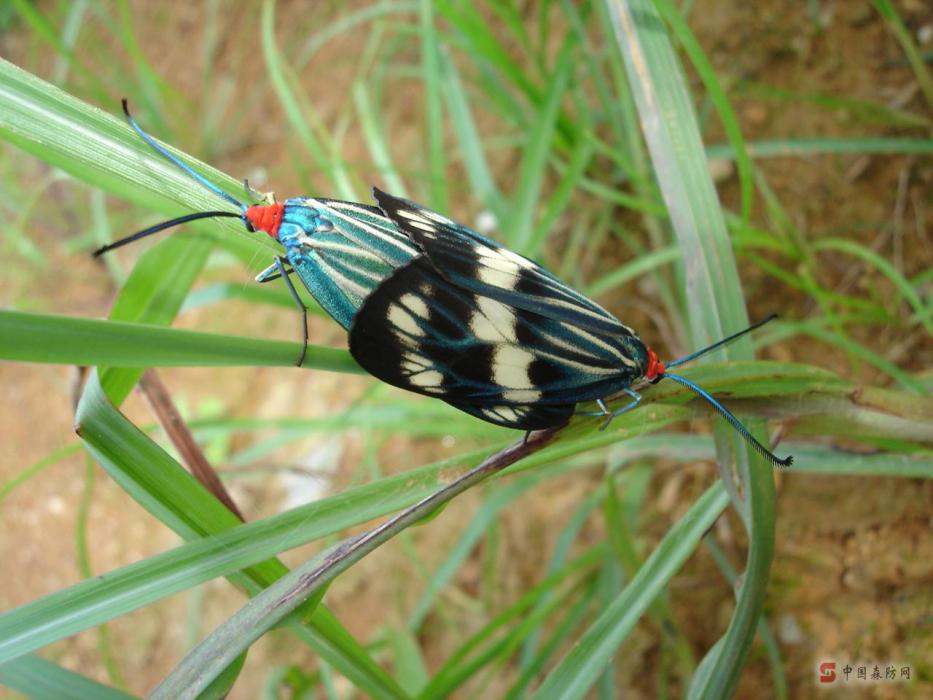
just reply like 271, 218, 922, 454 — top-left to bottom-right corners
244, 220, 256, 233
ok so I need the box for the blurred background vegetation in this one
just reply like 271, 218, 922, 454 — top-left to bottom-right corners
0, 0, 930, 698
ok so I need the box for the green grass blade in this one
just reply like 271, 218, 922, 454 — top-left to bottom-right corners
707, 136, 933, 160
354, 80, 407, 196
75, 370, 404, 699
529, 136, 595, 255
295, 2, 418, 69
703, 537, 788, 700
732, 82, 931, 129
0, 654, 135, 700
759, 321, 924, 393
505, 42, 573, 255
421, 548, 603, 698
586, 245, 681, 297
656, 0, 755, 222
0, 444, 82, 504
406, 471, 547, 631
10, 0, 102, 98
872, 0, 933, 110
811, 237, 932, 336
99, 233, 212, 404
0, 310, 360, 373
420, 0, 447, 209
606, 3, 776, 695
0, 58, 273, 254
385, 628, 429, 696
149, 436, 563, 698
51, 0, 89, 86
260, 0, 358, 199
533, 482, 730, 699
608, 2, 747, 333
440, 52, 504, 216
605, 435, 933, 476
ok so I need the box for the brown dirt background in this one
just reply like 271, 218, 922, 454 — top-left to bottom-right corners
0, 1, 930, 699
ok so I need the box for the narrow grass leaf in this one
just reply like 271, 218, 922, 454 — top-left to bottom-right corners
0, 654, 134, 700
812, 237, 932, 336
420, 0, 447, 209
872, 0, 933, 110
655, 0, 755, 222
607, 3, 777, 694
0, 310, 360, 373
0, 58, 274, 255
354, 81, 407, 196
440, 52, 504, 216
707, 136, 933, 160
533, 482, 730, 699
586, 245, 681, 297
506, 42, 573, 255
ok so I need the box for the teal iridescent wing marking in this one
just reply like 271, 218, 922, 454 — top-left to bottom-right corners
262, 197, 420, 330
371, 188, 636, 338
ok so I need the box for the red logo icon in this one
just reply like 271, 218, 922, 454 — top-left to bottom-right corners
819, 662, 837, 684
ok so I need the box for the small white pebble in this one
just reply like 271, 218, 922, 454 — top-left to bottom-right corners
918, 24, 933, 45
46, 496, 66, 515
475, 210, 498, 235
778, 613, 806, 645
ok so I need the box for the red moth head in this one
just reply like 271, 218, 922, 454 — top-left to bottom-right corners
245, 203, 285, 239
645, 348, 666, 384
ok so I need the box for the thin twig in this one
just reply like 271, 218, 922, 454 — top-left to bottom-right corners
139, 369, 244, 521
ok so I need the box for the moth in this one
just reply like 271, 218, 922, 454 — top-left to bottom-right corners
98, 101, 792, 467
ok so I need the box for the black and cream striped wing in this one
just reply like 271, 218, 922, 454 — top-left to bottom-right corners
348, 255, 645, 430
372, 188, 635, 338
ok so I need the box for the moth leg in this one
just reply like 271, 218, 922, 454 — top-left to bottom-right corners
573, 400, 610, 418
255, 261, 295, 284
274, 256, 309, 367
599, 389, 641, 431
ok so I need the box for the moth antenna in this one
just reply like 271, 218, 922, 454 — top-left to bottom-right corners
664, 372, 792, 467
667, 314, 778, 369
92, 211, 242, 257
121, 99, 245, 212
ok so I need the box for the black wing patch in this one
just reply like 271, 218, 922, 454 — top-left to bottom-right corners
446, 401, 574, 431
348, 256, 644, 430
372, 188, 635, 338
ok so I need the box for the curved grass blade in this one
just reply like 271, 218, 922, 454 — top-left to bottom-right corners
606, 1, 776, 695
73, 370, 405, 699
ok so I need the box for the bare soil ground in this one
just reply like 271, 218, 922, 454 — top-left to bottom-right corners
0, 1, 929, 698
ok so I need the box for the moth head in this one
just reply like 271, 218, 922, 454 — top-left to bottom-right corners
644, 348, 666, 384
244, 203, 285, 239
93, 100, 289, 257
